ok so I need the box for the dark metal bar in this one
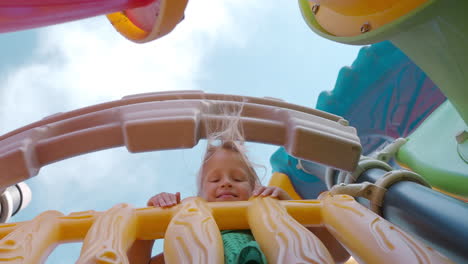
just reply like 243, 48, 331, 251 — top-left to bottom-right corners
357, 168, 468, 264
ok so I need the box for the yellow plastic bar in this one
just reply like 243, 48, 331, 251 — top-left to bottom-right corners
0, 200, 322, 242
248, 197, 333, 263
77, 204, 137, 264
0, 197, 454, 263
268, 172, 302, 200
164, 197, 223, 264
320, 193, 453, 264
0, 211, 63, 263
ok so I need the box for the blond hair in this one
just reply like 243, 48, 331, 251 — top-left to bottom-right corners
196, 102, 261, 196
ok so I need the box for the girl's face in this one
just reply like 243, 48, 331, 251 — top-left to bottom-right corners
201, 148, 254, 202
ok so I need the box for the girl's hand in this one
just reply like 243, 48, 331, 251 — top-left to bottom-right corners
147, 192, 181, 208
252, 186, 292, 200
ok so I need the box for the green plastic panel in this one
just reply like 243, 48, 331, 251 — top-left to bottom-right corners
397, 101, 468, 197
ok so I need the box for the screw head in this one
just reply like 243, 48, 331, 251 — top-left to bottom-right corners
361, 22, 371, 33
312, 4, 320, 15
456, 130, 468, 144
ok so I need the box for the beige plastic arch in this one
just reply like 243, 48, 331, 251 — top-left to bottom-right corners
0, 90, 361, 190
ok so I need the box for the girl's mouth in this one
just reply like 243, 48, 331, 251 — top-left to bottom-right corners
217, 193, 237, 198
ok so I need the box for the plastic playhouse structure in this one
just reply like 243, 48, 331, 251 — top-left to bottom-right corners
0, 91, 452, 263
0, 0, 467, 263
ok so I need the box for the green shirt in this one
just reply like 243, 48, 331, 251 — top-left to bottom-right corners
221, 230, 268, 264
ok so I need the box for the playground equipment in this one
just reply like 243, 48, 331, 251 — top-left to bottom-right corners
0, 194, 453, 263
0, 91, 456, 263
0, 0, 467, 263
0, 183, 31, 223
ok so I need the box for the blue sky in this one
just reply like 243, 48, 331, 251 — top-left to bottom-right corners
0, 1, 362, 262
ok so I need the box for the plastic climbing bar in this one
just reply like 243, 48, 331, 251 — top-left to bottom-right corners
0, 196, 453, 263
0, 91, 361, 190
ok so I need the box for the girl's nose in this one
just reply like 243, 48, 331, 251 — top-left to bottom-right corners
220, 178, 232, 187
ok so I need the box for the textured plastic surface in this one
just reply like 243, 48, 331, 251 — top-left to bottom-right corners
164, 198, 223, 263
248, 197, 333, 263
320, 193, 452, 264
77, 204, 137, 264
0, 196, 453, 263
0, 91, 361, 189
316, 41, 445, 155
107, 0, 188, 43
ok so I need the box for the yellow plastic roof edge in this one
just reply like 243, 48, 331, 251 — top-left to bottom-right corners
308, 0, 428, 37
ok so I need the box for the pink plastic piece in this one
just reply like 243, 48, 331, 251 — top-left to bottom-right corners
0, 0, 154, 33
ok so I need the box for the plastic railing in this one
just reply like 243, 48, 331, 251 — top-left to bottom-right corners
0, 91, 361, 190
0, 194, 453, 263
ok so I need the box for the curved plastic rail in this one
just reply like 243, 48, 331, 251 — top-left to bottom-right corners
0, 91, 361, 190
0, 196, 453, 263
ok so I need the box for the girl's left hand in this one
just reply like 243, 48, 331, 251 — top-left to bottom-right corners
252, 186, 292, 200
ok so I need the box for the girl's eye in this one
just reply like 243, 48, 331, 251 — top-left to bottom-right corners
209, 179, 220, 183
234, 177, 245, 182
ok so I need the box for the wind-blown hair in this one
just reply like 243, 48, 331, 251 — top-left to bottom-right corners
196, 102, 261, 196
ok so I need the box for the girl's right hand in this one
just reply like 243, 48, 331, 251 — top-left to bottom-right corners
147, 192, 181, 208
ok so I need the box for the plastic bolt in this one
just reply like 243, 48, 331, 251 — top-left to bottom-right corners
361, 22, 371, 33
456, 130, 468, 144
312, 4, 320, 15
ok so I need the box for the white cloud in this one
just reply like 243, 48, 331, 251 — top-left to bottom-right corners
0, 0, 269, 212
0, 2, 269, 260
0, 0, 267, 133
1, 0, 268, 220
